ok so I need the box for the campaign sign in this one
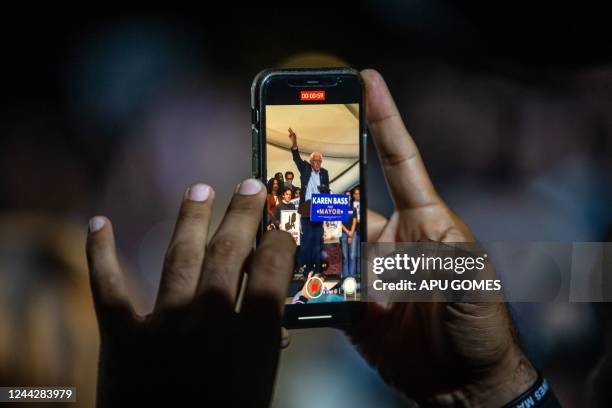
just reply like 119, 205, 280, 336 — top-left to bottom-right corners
279, 210, 300, 246
310, 194, 350, 222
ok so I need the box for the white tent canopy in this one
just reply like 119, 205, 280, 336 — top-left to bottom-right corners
265, 104, 359, 194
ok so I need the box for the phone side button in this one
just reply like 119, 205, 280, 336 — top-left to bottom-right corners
362, 132, 367, 164
252, 128, 259, 177
252, 128, 259, 146
252, 154, 259, 178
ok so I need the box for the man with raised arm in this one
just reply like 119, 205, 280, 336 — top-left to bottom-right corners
288, 127, 329, 275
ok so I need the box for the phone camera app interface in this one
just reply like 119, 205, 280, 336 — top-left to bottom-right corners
264, 100, 361, 305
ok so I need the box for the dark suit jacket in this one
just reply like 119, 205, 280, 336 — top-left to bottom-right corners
291, 147, 329, 205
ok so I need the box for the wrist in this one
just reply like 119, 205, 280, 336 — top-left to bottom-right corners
424, 346, 537, 408
463, 347, 537, 408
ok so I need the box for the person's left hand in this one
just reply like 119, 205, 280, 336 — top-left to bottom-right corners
87, 179, 296, 407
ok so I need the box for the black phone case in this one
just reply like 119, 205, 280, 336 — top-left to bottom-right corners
251, 67, 367, 329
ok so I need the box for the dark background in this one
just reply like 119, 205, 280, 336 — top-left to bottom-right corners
1, 3, 611, 407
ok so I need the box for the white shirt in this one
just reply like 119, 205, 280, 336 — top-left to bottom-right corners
353, 201, 360, 222
305, 170, 321, 201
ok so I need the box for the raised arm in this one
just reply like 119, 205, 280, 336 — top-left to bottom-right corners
289, 128, 308, 173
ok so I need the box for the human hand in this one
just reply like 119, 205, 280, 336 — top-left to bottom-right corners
348, 70, 537, 407
87, 179, 296, 407
288, 127, 297, 147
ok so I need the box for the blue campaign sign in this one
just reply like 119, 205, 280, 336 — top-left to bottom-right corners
310, 194, 350, 222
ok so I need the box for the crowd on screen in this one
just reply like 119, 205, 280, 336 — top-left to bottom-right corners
265, 171, 360, 280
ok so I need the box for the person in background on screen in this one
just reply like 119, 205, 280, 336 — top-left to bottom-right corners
266, 178, 280, 224
349, 186, 361, 277
274, 187, 297, 228
274, 172, 284, 187
340, 190, 357, 278
288, 186, 301, 213
284, 171, 295, 192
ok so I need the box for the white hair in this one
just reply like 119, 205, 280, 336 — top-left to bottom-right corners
309, 151, 323, 161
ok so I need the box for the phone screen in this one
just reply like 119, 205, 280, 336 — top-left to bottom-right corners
259, 75, 363, 307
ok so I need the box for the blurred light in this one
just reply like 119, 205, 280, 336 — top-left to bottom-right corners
279, 52, 349, 68
342, 277, 357, 295
67, 20, 205, 134
366, 0, 463, 38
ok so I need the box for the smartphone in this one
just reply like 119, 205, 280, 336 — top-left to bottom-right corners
251, 68, 366, 328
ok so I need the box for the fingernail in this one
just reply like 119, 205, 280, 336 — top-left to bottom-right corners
187, 183, 211, 202
89, 216, 106, 233
237, 178, 262, 195
280, 338, 290, 348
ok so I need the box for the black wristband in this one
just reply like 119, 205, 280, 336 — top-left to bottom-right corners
501, 370, 561, 408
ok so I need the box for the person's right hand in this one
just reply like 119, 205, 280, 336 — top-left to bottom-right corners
349, 70, 538, 407
288, 127, 297, 147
